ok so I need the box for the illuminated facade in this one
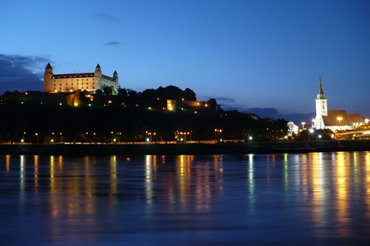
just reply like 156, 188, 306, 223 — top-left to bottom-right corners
314, 77, 363, 131
44, 63, 119, 95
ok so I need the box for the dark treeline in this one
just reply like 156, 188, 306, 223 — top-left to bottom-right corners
0, 86, 289, 143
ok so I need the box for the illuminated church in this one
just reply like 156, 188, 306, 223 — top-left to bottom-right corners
314, 77, 363, 131
43, 63, 119, 95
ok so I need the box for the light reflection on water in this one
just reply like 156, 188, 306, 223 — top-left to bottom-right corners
1, 152, 370, 245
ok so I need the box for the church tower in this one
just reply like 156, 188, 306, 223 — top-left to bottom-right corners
315, 76, 327, 128
44, 63, 53, 92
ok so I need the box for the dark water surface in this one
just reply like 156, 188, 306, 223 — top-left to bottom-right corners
1, 152, 370, 245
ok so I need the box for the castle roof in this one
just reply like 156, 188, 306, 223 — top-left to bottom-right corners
53, 73, 95, 79
46, 63, 52, 69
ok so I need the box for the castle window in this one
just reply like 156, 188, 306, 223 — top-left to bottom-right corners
82, 79, 84, 81
77, 79, 79, 81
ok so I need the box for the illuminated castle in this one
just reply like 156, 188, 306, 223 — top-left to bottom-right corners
43, 63, 119, 95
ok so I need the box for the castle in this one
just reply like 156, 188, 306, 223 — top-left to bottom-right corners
44, 63, 119, 95
314, 77, 363, 131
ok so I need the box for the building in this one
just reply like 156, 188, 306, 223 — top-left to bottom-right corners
44, 63, 119, 95
314, 76, 364, 131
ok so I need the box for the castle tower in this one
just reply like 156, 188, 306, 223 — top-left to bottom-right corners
94, 64, 102, 77
113, 70, 118, 82
44, 63, 53, 92
315, 76, 327, 128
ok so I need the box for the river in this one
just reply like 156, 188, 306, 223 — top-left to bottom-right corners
1, 152, 370, 245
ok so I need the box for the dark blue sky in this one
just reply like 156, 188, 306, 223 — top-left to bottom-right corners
1, 0, 369, 121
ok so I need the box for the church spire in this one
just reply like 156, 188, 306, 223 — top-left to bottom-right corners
316, 76, 326, 99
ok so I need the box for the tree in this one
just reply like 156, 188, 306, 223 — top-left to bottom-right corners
207, 98, 217, 111
102, 85, 114, 95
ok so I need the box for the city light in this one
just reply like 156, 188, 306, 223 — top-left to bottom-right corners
215, 129, 222, 141
146, 131, 156, 142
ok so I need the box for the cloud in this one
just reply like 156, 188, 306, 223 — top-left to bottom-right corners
91, 13, 119, 23
104, 41, 121, 46
215, 97, 235, 103
245, 107, 278, 117
199, 96, 235, 103
0, 54, 48, 93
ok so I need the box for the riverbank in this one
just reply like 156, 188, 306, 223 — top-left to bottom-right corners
1, 140, 370, 155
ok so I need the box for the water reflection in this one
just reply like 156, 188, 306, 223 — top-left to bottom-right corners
1, 152, 370, 244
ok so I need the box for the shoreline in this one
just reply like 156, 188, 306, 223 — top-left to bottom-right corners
1, 140, 370, 155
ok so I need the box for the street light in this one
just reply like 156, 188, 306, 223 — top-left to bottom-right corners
301, 122, 306, 130
309, 128, 314, 141
337, 116, 343, 130
35, 133, 39, 144
365, 118, 369, 126
215, 129, 222, 141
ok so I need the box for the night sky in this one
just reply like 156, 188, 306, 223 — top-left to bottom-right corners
1, 0, 369, 122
